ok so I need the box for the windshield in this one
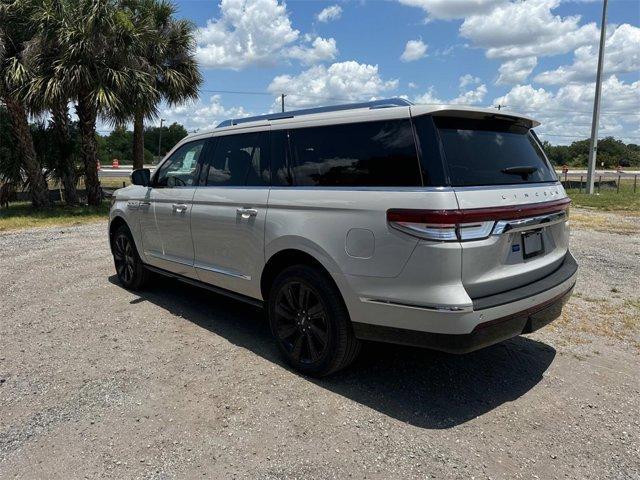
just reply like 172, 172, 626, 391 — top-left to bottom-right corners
433, 117, 557, 187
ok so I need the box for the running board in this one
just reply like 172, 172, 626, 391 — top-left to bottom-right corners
144, 264, 264, 309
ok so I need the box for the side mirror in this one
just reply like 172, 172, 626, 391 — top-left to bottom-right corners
131, 168, 151, 187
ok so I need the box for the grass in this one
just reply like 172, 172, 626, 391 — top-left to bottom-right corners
99, 177, 131, 189
0, 201, 110, 232
565, 179, 640, 213
551, 295, 640, 352
568, 210, 639, 235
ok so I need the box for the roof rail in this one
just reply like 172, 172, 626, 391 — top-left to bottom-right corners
215, 98, 413, 128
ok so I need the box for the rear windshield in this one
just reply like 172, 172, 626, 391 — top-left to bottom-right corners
433, 117, 557, 187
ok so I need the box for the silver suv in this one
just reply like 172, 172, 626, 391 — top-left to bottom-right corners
109, 99, 577, 376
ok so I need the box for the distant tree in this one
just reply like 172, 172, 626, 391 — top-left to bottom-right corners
540, 137, 640, 169
144, 121, 188, 159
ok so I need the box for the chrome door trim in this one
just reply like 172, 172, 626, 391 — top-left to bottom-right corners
145, 251, 193, 266
194, 262, 252, 281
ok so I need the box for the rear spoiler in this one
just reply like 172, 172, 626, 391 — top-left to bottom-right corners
411, 105, 540, 129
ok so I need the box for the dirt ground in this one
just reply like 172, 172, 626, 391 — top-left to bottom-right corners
1, 208, 639, 479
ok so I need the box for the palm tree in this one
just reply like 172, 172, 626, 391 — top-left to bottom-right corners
22, 0, 79, 204
28, 0, 158, 205
0, 0, 51, 208
122, 0, 202, 169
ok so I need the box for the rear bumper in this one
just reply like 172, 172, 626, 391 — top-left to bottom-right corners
346, 251, 577, 353
352, 284, 573, 353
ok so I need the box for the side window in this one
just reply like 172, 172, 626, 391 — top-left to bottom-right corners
411, 115, 448, 187
154, 140, 204, 188
270, 129, 293, 186
287, 120, 422, 187
206, 132, 269, 186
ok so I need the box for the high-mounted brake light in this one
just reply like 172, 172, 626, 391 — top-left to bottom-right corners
387, 197, 570, 242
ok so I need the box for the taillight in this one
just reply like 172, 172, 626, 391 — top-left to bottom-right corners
387, 197, 571, 242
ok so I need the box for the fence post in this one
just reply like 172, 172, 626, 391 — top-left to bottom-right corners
579, 175, 583, 193
598, 175, 602, 193
634, 175, 637, 194
564, 171, 568, 183
617, 174, 621, 194
122, 181, 126, 188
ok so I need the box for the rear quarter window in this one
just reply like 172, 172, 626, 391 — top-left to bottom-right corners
286, 119, 422, 187
432, 116, 557, 187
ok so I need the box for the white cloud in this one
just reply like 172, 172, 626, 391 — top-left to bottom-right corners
408, 82, 418, 89
494, 76, 640, 143
161, 95, 250, 132
459, 74, 481, 88
535, 24, 640, 85
316, 4, 342, 22
496, 57, 538, 85
397, 0, 505, 20
400, 39, 428, 62
414, 84, 488, 106
267, 61, 398, 109
459, 0, 599, 59
452, 84, 488, 104
287, 37, 338, 65
196, 0, 338, 69
414, 87, 445, 106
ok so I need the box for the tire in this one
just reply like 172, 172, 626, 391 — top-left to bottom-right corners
268, 265, 361, 377
112, 224, 150, 290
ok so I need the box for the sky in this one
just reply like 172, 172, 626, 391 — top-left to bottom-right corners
154, 0, 640, 144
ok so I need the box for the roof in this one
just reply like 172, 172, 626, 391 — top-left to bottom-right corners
215, 98, 413, 128
192, 98, 540, 136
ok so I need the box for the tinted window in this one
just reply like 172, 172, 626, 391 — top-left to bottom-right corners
411, 115, 448, 187
433, 117, 557, 187
270, 129, 293, 186
154, 140, 204, 187
287, 120, 421, 187
206, 132, 269, 186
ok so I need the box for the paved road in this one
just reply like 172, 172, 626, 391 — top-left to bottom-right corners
0, 215, 638, 478
99, 165, 156, 178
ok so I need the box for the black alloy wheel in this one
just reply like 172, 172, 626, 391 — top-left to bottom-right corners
112, 225, 150, 290
268, 265, 361, 376
273, 280, 330, 364
113, 233, 136, 285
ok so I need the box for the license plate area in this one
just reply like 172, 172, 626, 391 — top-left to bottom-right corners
522, 230, 544, 259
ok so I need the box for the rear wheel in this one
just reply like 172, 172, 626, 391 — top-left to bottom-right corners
112, 225, 150, 290
268, 265, 360, 376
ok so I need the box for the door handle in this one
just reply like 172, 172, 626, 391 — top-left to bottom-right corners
237, 207, 258, 218
139, 201, 151, 207
172, 203, 188, 214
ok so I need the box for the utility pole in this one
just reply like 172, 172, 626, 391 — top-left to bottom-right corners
586, 0, 608, 194
281, 94, 286, 113
157, 118, 165, 161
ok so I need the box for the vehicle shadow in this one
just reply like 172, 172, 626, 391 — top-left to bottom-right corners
109, 275, 556, 429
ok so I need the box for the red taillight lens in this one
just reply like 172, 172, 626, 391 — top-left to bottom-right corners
387, 197, 571, 242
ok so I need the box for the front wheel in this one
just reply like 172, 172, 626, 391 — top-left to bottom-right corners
112, 225, 150, 290
268, 265, 360, 376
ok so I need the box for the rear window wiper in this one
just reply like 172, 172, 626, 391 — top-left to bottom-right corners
501, 166, 538, 180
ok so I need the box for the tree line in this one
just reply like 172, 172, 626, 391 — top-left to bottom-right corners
0, 0, 201, 208
541, 137, 640, 169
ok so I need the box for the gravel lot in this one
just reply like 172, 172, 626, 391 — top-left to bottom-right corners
1, 209, 639, 479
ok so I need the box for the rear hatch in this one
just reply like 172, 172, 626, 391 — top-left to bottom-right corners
432, 113, 570, 299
